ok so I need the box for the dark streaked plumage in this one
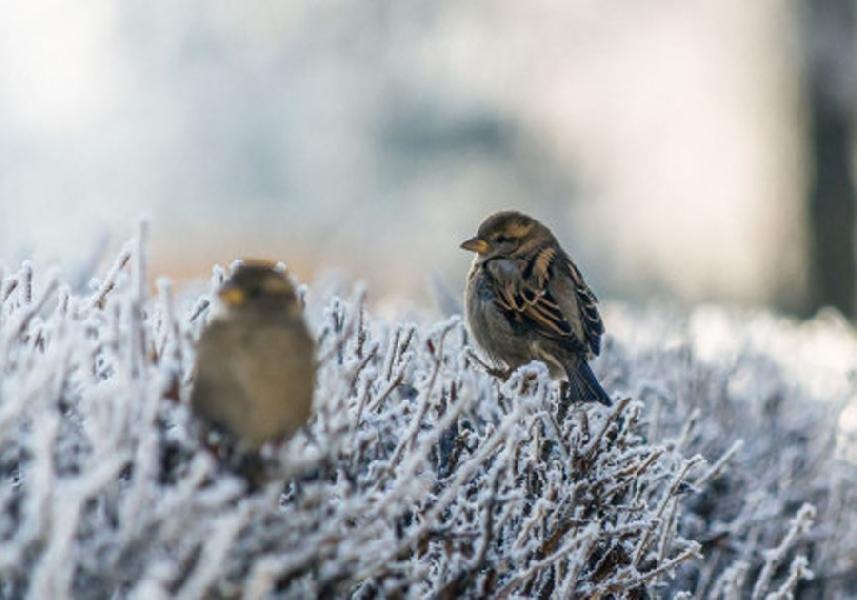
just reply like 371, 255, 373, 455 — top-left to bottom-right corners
191, 262, 315, 455
461, 211, 611, 406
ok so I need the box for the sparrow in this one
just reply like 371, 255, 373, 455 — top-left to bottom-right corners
461, 211, 612, 406
191, 261, 316, 463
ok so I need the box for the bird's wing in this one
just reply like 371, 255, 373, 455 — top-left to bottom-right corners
560, 257, 604, 357
191, 320, 252, 428
486, 246, 603, 357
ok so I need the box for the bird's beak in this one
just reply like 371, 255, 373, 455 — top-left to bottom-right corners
460, 237, 490, 254
218, 283, 246, 306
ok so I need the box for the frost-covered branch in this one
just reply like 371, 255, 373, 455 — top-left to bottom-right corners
0, 239, 854, 599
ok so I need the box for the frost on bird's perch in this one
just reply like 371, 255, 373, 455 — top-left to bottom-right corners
0, 234, 855, 599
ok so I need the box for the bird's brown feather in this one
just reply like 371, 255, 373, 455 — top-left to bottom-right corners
487, 253, 577, 348
564, 258, 604, 356
485, 244, 604, 358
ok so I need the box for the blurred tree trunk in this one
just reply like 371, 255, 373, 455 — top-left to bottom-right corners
804, 0, 857, 318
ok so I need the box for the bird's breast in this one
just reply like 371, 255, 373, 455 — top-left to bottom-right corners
465, 266, 530, 367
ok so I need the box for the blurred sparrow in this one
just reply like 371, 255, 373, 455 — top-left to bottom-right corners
461, 211, 612, 406
191, 262, 315, 460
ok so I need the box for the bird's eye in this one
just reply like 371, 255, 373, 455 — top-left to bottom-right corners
495, 235, 509, 244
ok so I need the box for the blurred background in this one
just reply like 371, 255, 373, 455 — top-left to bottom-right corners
1, 0, 855, 316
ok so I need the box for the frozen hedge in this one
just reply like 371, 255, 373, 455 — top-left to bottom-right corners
0, 230, 855, 599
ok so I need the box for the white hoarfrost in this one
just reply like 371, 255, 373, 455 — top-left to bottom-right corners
0, 233, 855, 599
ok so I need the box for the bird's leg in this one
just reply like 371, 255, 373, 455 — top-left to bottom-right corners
557, 380, 572, 423
233, 451, 269, 494
488, 365, 514, 380
465, 348, 513, 380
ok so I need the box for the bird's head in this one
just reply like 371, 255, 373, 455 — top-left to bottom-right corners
218, 261, 300, 317
460, 211, 555, 260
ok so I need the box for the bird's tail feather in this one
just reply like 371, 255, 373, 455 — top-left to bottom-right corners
565, 361, 612, 406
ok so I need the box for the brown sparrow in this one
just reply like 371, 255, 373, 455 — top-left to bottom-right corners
191, 261, 316, 457
461, 211, 611, 406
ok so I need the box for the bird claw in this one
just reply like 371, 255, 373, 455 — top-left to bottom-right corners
487, 366, 514, 380
465, 348, 513, 380
557, 381, 574, 423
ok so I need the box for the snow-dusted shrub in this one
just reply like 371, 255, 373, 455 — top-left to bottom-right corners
0, 232, 854, 599
604, 305, 857, 599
